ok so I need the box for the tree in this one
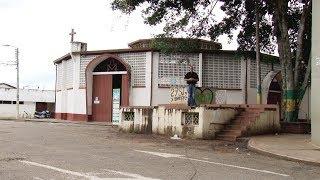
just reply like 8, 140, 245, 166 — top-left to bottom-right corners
111, 0, 312, 122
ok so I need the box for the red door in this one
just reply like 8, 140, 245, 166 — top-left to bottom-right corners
121, 74, 129, 106
92, 75, 113, 122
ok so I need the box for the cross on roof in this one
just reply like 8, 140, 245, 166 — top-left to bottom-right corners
69, 29, 76, 43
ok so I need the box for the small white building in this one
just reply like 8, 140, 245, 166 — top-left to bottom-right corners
53, 38, 310, 123
0, 83, 55, 119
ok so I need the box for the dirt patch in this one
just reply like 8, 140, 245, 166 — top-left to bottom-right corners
115, 129, 249, 153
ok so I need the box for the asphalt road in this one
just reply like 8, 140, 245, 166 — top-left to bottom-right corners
0, 120, 319, 180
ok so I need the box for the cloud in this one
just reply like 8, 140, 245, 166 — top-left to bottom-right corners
0, 0, 239, 90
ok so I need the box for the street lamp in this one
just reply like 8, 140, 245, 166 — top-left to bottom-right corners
2, 44, 19, 119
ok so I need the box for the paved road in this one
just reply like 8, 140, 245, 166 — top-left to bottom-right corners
0, 120, 319, 180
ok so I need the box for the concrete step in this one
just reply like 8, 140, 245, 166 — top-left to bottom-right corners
214, 108, 264, 142
226, 124, 243, 129
232, 120, 251, 125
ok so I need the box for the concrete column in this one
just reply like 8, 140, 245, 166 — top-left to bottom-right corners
312, 0, 320, 146
145, 52, 153, 106
240, 56, 247, 104
198, 53, 203, 87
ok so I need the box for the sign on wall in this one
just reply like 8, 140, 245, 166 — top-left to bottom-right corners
112, 89, 120, 124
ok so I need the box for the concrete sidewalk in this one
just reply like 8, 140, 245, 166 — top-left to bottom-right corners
1, 118, 116, 126
248, 134, 320, 166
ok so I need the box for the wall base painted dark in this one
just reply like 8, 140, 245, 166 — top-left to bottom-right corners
55, 113, 91, 121
281, 122, 311, 134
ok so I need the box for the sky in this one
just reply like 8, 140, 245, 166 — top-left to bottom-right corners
0, 0, 238, 90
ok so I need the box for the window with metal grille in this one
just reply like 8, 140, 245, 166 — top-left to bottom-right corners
79, 53, 147, 87
158, 53, 199, 87
65, 59, 73, 89
80, 55, 98, 87
123, 112, 134, 121
118, 52, 146, 87
56, 63, 64, 90
202, 54, 241, 89
182, 112, 199, 125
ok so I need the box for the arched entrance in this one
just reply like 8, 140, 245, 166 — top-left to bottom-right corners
262, 71, 282, 105
85, 54, 130, 123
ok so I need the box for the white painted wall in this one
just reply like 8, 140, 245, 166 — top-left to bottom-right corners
55, 91, 63, 113
247, 88, 258, 104
298, 87, 311, 120
0, 102, 35, 119
55, 51, 84, 115
151, 52, 170, 105
130, 88, 150, 106
312, 0, 320, 146
0, 85, 55, 119
129, 51, 153, 106
225, 90, 244, 104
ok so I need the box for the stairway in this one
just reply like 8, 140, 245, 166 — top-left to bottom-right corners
215, 107, 264, 141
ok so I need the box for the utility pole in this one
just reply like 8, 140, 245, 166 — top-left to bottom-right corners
15, 48, 19, 119
1, 44, 20, 119
255, 0, 262, 104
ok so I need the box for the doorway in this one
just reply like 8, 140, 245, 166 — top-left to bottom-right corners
89, 57, 130, 123
112, 74, 122, 124
267, 80, 282, 105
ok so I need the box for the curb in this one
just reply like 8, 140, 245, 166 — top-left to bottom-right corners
248, 138, 320, 166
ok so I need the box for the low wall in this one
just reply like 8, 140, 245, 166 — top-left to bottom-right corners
119, 107, 153, 134
120, 105, 237, 139
246, 110, 281, 135
151, 106, 203, 138
119, 104, 280, 139
0, 102, 35, 119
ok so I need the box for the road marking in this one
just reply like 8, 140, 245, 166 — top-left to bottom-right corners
134, 150, 289, 177
20, 160, 101, 179
33, 177, 45, 180
134, 150, 184, 158
20, 160, 161, 180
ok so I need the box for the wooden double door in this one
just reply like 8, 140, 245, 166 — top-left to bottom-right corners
92, 74, 129, 122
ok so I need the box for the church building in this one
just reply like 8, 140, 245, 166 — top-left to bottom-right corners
54, 35, 310, 124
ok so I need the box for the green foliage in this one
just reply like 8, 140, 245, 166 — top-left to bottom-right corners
111, 0, 312, 122
150, 35, 202, 53
112, 0, 310, 55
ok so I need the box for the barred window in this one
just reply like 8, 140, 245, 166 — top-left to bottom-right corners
202, 54, 241, 89
118, 52, 146, 87
158, 53, 199, 87
183, 112, 199, 125
65, 59, 73, 89
80, 55, 98, 87
250, 60, 281, 88
56, 63, 63, 90
79, 53, 147, 87
123, 112, 134, 121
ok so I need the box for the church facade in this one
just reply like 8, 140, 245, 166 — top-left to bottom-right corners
54, 38, 310, 123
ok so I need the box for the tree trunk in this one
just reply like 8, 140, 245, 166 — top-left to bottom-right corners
255, 0, 262, 104
274, 0, 296, 122
292, 2, 311, 121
